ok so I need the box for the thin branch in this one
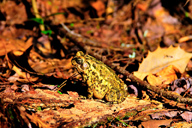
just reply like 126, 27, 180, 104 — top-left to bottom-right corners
31, 0, 45, 31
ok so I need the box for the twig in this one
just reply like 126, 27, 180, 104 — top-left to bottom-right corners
60, 23, 102, 47
31, 0, 45, 31
60, 18, 105, 24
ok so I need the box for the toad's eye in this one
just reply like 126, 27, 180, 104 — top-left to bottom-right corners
76, 58, 83, 64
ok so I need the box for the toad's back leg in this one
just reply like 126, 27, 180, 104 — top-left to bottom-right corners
87, 78, 110, 99
105, 88, 128, 103
91, 84, 109, 99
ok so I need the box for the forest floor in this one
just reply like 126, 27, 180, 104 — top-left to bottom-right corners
0, 0, 192, 127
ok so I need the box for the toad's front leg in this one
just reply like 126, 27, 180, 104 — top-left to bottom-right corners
87, 80, 94, 99
87, 87, 94, 99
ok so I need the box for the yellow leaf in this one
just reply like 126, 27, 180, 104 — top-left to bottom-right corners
133, 72, 150, 80
147, 65, 179, 86
138, 46, 192, 74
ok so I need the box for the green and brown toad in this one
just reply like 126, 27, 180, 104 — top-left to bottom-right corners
71, 51, 128, 103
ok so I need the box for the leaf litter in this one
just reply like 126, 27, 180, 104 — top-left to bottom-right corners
0, 0, 192, 127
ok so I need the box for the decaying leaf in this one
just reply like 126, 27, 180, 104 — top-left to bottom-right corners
0, 36, 33, 56
170, 77, 192, 95
134, 46, 192, 80
181, 112, 192, 122
147, 65, 180, 86
140, 119, 172, 128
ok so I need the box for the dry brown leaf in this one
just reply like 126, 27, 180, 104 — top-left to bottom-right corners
147, 65, 180, 86
0, 1, 27, 25
180, 112, 192, 122
4, 37, 72, 78
140, 119, 172, 128
133, 72, 150, 80
90, 0, 105, 17
31, 57, 73, 74
154, 7, 178, 32
12, 65, 30, 79
156, 65, 180, 84
0, 36, 33, 56
147, 73, 162, 86
7, 45, 38, 74
134, 46, 192, 80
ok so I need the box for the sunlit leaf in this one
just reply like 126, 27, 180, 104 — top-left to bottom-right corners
70, 23, 74, 27
30, 18, 44, 24
41, 30, 52, 36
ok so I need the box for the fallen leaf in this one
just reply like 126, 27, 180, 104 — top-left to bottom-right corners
0, 36, 33, 56
170, 78, 191, 95
181, 111, 192, 122
133, 72, 150, 80
154, 7, 179, 32
136, 46, 192, 78
147, 73, 163, 85
90, 0, 105, 17
151, 111, 178, 119
147, 65, 180, 85
140, 119, 172, 128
